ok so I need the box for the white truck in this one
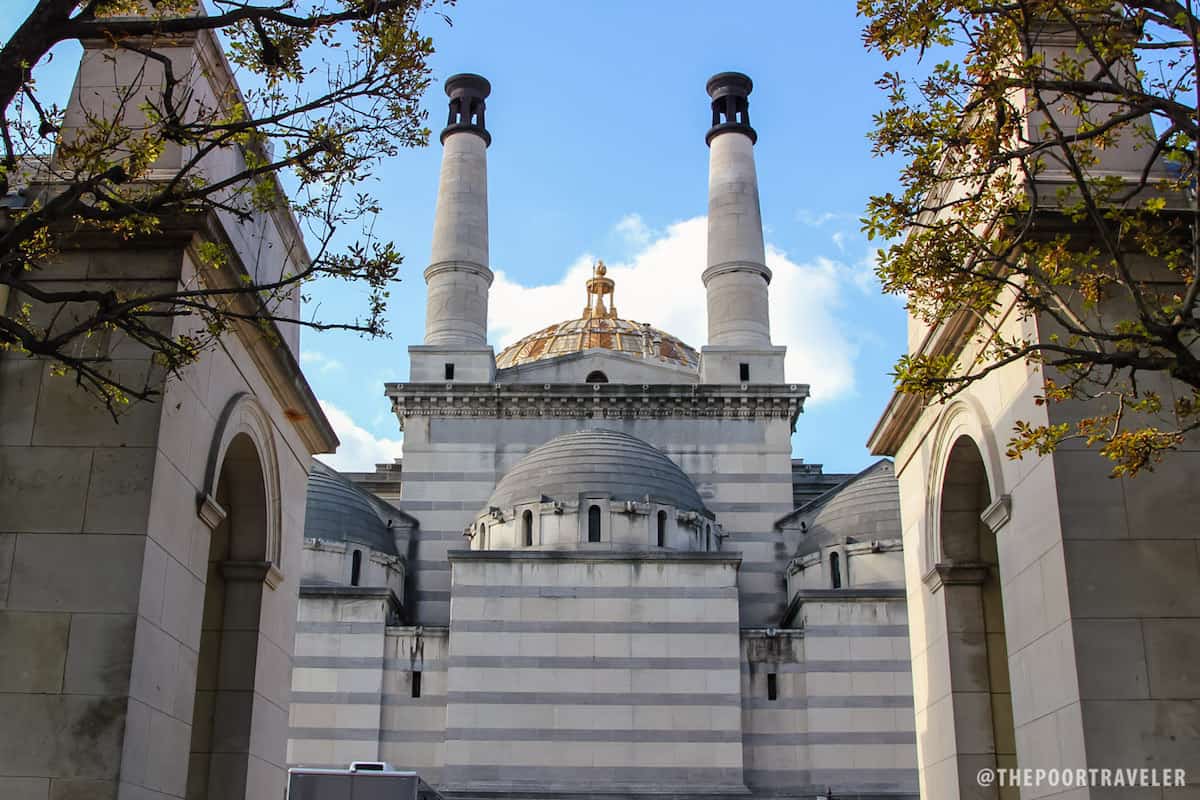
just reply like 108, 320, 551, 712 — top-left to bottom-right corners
287, 762, 443, 800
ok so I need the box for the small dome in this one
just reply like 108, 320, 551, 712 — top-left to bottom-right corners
487, 429, 710, 516
784, 460, 900, 555
304, 461, 398, 555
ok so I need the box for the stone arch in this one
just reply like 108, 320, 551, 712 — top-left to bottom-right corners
924, 398, 1006, 574
930, 433, 1018, 799
189, 394, 285, 800
199, 392, 283, 567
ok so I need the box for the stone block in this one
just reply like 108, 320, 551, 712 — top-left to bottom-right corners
0, 694, 125, 779
1064, 540, 1200, 618
83, 448, 156, 534
0, 448, 92, 532
1053, 449, 1128, 540
1080, 699, 1200, 776
1144, 619, 1200, 699
63, 612, 136, 695
8, 534, 144, 613
1122, 451, 1200, 538
0, 357, 42, 447
143, 708, 190, 797
1072, 619, 1149, 700
0, 777, 50, 800
0, 610, 69, 692
31, 361, 161, 449
48, 779, 118, 800
0, 533, 12, 607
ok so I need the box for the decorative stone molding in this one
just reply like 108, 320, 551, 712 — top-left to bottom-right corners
221, 559, 283, 590
196, 493, 228, 530
981, 494, 1012, 533
202, 392, 284, 566
386, 382, 808, 430
922, 560, 989, 593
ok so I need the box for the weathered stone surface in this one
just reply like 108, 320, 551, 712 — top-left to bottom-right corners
63, 613, 137, 695
0, 610, 70, 692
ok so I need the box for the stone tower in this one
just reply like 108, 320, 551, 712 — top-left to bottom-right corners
411, 73, 496, 383
699, 72, 785, 384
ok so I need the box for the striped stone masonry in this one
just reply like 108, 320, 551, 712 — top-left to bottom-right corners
440, 550, 747, 794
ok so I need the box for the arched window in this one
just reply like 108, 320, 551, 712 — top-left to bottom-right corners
657, 510, 667, 547
585, 370, 609, 383
350, 549, 362, 586
829, 551, 842, 589
588, 505, 602, 542
523, 510, 533, 547
705, 524, 712, 552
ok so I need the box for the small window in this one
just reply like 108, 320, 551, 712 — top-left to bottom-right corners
585, 370, 609, 383
523, 510, 533, 547
705, 524, 712, 552
739, 362, 750, 382
830, 551, 842, 589
350, 549, 362, 586
444, 363, 455, 380
767, 672, 778, 701
411, 670, 422, 698
588, 505, 602, 542
657, 510, 667, 547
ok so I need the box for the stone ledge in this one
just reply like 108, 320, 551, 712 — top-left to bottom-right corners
921, 561, 989, 593
447, 549, 743, 566
385, 382, 808, 428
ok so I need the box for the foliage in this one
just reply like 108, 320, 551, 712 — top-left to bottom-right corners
0, 0, 451, 412
860, 0, 1200, 476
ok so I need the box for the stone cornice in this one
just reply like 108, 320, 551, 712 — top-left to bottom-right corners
386, 382, 808, 431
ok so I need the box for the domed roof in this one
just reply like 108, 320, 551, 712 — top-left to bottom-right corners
779, 459, 901, 555
486, 429, 711, 516
495, 262, 699, 371
304, 461, 398, 555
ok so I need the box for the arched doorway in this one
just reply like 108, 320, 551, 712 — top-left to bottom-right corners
187, 432, 271, 800
937, 435, 1017, 798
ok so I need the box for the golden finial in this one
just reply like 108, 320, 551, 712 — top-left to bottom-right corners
583, 259, 617, 319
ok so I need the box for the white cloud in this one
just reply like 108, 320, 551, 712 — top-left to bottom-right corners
300, 350, 343, 373
316, 400, 403, 471
614, 213, 652, 248
489, 216, 861, 404
796, 209, 840, 227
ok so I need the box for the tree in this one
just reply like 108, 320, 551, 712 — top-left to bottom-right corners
860, 0, 1200, 475
0, 0, 450, 410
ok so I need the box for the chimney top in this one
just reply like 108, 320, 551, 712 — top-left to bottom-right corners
441, 73, 492, 146
705, 71, 756, 146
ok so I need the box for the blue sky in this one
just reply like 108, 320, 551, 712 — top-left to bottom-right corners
7, 1, 911, 475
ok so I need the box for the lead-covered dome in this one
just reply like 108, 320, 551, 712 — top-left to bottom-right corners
487, 429, 710, 516
304, 461, 398, 555
494, 262, 699, 371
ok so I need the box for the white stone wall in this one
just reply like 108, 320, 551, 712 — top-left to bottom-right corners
740, 601, 917, 796
0, 246, 323, 800
440, 551, 745, 794
881, 281, 1200, 798
394, 414, 797, 628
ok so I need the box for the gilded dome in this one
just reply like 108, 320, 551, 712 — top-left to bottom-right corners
495, 262, 699, 371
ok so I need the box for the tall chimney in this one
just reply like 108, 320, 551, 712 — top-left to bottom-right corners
700, 72, 784, 383
424, 73, 492, 347
412, 73, 496, 382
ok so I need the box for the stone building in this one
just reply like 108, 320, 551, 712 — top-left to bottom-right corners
0, 28, 336, 800
866, 22, 1200, 800
286, 73, 919, 799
